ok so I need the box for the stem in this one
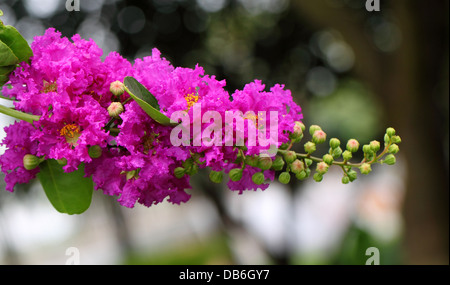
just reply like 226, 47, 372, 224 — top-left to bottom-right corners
0, 94, 15, 101
0, 104, 39, 124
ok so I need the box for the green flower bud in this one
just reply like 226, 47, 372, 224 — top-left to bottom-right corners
291, 159, 305, 174
245, 156, 259, 167
185, 164, 199, 176
279, 143, 289, 150
323, 154, 334, 165
174, 167, 186, 179
386, 127, 396, 137
298, 121, 306, 132
316, 162, 329, 175
313, 173, 323, 182
283, 151, 297, 164
331, 147, 343, 159
229, 168, 243, 181
278, 172, 291, 184
258, 155, 273, 170
251, 172, 265, 185
359, 163, 372, 175
271, 156, 285, 171
384, 154, 396, 165
88, 145, 102, 159
362, 144, 372, 154
342, 176, 350, 184
342, 150, 352, 161
56, 158, 67, 166
110, 80, 125, 96
304, 158, 313, 167
330, 138, 340, 149
289, 121, 304, 140
107, 102, 124, 118
312, 130, 327, 144
209, 170, 223, 183
384, 133, 390, 145
391, 135, 402, 144
304, 168, 311, 177
23, 154, 40, 170
370, 140, 381, 152
309, 125, 322, 136
348, 170, 357, 182
304, 141, 316, 154
182, 158, 194, 169
346, 139, 359, 153
296, 170, 307, 180
388, 144, 399, 154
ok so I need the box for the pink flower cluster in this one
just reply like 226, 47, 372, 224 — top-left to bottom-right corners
0, 28, 302, 208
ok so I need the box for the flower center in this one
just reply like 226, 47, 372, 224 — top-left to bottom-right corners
185, 92, 199, 110
60, 124, 81, 145
42, 80, 57, 93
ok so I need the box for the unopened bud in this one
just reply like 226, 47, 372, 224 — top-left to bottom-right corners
342, 176, 350, 184
252, 172, 265, 185
309, 125, 322, 136
304, 158, 313, 167
229, 168, 243, 182
283, 151, 297, 164
107, 102, 124, 118
279, 143, 289, 150
370, 140, 381, 152
174, 167, 185, 179
384, 154, 396, 165
271, 156, 285, 171
289, 121, 304, 140
346, 139, 359, 153
388, 144, 399, 154
258, 155, 273, 170
296, 170, 307, 180
316, 162, 329, 175
23, 154, 40, 170
323, 154, 334, 165
342, 150, 352, 161
209, 170, 223, 183
330, 138, 340, 149
312, 130, 327, 144
245, 156, 259, 167
88, 145, 102, 159
359, 163, 372, 175
185, 164, 199, 176
348, 170, 357, 182
391, 135, 401, 144
304, 141, 316, 154
278, 172, 291, 184
313, 173, 323, 182
384, 133, 390, 145
363, 144, 372, 154
291, 159, 305, 174
331, 147, 343, 159
386, 127, 396, 137
110, 80, 125, 96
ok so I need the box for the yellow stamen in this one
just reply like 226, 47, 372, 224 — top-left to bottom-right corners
42, 80, 57, 93
60, 124, 81, 145
185, 92, 199, 110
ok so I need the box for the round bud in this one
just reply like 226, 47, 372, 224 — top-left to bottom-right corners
359, 163, 372, 175
313, 173, 323, 182
107, 102, 124, 118
209, 171, 223, 183
342, 150, 352, 161
252, 172, 265, 185
370, 140, 381, 152
291, 159, 305, 174
342, 176, 350, 184
346, 139, 360, 153
304, 158, 313, 167
331, 147, 343, 159
388, 144, 399, 154
110, 80, 125, 96
88, 145, 102, 159
245, 156, 259, 167
309, 125, 322, 136
304, 141, 316, 154
362, 144, 372, 154
283, 151, 297, 164
289, 121, 304, 140
347, 170, 357, 182
258, 155, 273, 170
278, 172, 291, 184
229, 168, 243, 182
297, 121, 306, 133
386, 127, 396, 137
323, 154, 334, 165
23, 154, 40, 170
391, 135, 402, 144
271, 156, 285, 171
329, 138, 340, 149
384, 154, 396, 165
174, 167, 186, 179
384, 133, 390, 145
185, 164, 199, 176
316, 162, 329, 175
312, 130, 327, 144
296, 170, 307, 180
279, 143, 289, 150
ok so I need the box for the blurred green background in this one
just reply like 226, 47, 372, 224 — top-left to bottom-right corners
0, 0, 448, 265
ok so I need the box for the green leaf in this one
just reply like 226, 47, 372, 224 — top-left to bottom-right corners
0, 41, 18, 66
123, 76, 176, 126
0, 25, 33, 64
37, 160, 94, 215
0, 64, 15, 86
